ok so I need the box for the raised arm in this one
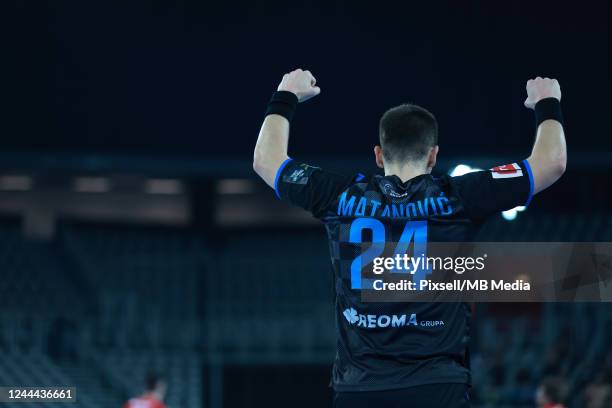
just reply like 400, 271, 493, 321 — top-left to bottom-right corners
524, 77, 567, 194
253, 69, 321, 188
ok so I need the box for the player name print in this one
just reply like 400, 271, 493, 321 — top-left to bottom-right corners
490, 163, 523, 179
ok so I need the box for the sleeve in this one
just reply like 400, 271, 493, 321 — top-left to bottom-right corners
449, 159, 535, 219
274, 158, 355, 217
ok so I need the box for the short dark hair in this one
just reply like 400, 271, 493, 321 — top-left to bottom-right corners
379, 104, 438, 163
145, 372, 163, 391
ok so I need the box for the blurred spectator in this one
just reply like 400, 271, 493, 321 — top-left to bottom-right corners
584, 354, 612, 408
123, 372, 167, 408
535, 377, 567, 408
584, 382, 611, 408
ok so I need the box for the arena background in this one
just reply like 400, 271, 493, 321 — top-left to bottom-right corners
1, 1, 610, 407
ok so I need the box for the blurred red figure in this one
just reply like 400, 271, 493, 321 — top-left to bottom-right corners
536, 378, 567, 408
123, 372, 167, 408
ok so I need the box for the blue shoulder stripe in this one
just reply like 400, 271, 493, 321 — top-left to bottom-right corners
522, 159, 534, 207
274, 158, 293, 199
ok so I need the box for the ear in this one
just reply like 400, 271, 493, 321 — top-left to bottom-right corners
374, 145, 385, 169
426, 145, 439, 171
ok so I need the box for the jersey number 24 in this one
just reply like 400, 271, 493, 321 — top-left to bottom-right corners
349, 218, 428, 289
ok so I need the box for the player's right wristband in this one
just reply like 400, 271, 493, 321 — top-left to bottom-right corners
534, 97, 563, 127
265, 91, 299, 122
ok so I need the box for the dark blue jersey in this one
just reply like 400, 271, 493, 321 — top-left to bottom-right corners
275, 158, 534, 392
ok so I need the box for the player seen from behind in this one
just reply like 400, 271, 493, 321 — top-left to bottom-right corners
253, 69, 566, 407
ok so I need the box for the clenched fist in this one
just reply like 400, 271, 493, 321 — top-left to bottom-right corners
524, 77, 561, 110
277, 69, 321, 103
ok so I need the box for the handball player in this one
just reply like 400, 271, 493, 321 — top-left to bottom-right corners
253, 70, 566, 407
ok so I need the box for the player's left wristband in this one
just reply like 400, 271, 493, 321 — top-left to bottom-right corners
534, 97, 563, 127
265, 91, 298, 122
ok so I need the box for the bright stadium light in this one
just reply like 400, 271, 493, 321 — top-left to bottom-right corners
502, 206, 526, 221
502, 208, 518, 221
449, 164, 482, 177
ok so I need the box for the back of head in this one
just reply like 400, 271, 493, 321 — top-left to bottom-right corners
379, 104, 438, 165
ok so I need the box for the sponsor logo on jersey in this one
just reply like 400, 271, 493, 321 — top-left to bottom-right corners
490, 163, 523, 179
287, 168, 305, 182
342, 308, 445, 329
285, 164, 319, 184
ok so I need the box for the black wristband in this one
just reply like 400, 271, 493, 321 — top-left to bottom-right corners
265, 91, 298, 122
534, 97, 563, 127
